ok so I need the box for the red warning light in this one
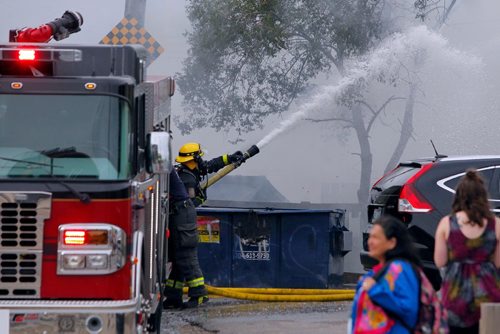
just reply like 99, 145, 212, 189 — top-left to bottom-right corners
64, 230, 86, 245
18, 49, 36, 61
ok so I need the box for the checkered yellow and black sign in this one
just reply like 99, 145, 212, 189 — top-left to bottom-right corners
100, 16, 164, 66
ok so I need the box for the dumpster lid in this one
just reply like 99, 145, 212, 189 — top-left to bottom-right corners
198, 200, 346, 215
196, 206, 346, 215
197, 207, 342, 214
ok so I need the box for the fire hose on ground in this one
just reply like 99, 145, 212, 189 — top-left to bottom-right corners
184, 286, 356, 302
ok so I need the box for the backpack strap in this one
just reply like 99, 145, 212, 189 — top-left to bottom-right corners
371, 259, 418, 332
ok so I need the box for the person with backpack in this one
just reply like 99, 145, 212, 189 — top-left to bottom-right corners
434, 169, 500, 334
350, 216, 421, 333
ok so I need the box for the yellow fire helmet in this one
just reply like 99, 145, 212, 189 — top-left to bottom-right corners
175, 142, 204, 163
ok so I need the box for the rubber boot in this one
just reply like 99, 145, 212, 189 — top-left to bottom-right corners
182, 296, 209, 309
163, 297, 183, 309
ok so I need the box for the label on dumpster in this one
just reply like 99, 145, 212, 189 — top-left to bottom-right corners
234, 219, 271, 261
235, 236, 271, 261
197, 216, 220, 243
237, 250, 270, 261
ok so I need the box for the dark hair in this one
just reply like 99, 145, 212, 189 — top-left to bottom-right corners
451, 169, 493, 227
374, 215, 421, 266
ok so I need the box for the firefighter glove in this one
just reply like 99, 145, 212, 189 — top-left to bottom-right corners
193, 196, 205, 207
228, 151, 244, 164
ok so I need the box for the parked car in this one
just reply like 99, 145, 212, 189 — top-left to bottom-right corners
361, 155, 500, 289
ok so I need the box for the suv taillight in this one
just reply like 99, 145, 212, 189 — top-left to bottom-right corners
398, 163, 434, 213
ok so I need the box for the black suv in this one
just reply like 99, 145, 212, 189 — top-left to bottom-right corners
361, 155, 500, 289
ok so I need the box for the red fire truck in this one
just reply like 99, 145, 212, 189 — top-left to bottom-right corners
0, 42, 172, 332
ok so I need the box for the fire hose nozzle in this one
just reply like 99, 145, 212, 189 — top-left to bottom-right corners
51, 10, 84, 41
9, 10, 83, 43
203, 144, 260, 190
242, 145, 260, 162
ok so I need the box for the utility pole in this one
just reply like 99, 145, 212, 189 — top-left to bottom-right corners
125, 0, 147, 26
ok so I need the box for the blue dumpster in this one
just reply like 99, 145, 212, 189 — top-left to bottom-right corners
196, 206, 351, 288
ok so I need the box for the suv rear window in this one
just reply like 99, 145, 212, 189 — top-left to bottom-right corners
374, 165, 422, 190
439, 168, 494, 193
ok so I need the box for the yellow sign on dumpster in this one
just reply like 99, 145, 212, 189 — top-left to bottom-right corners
197, 216, 220, 243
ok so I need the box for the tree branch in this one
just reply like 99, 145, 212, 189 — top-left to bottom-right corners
357, 96, 406, 134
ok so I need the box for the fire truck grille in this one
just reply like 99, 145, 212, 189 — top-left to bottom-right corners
0, 192, 51, 299
0, 252, 41, 297
1, 202, 39, 247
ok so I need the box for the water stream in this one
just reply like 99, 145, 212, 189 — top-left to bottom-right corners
256, 25, 481, 150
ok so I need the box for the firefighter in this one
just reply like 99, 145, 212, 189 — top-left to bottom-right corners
164, 168, 207, 309
175, 142, 244, 207
165, 143, 243, 309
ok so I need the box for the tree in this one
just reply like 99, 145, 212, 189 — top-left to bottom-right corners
177, 0, 386, 135
178, 0, 459, 223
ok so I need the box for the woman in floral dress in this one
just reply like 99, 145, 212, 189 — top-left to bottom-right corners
434, 169, 500, 334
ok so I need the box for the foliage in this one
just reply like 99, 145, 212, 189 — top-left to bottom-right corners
177, 0, 387, 134
414, 0, 457, 25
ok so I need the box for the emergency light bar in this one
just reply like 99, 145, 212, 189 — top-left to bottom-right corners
0, 47, 82, 62
18, 49, 35, 60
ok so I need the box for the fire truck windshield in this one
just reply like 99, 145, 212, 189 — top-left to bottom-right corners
0, 94, 131, 180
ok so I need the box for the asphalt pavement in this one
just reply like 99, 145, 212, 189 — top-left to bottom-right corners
161, 298, 352, 334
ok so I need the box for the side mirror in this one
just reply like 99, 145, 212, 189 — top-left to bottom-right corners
146, 132, 172, 174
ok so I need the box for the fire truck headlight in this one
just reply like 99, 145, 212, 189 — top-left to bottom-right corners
62, 254, 86, 269
86, 254, 108, 269
57, 223, 125, 275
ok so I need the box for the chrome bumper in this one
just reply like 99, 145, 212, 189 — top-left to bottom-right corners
0, 224, 148, 333
1, 298, 140, 334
